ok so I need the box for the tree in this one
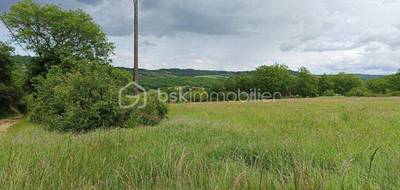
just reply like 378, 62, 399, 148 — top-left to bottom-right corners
293, 67, 319, 97
0, 42, 25, 116
4, 0, 114, 76
0, 42, 14, 85
331, 73, 363, 95
318, 74, 334, 95
226, 75, 253, 92
367, 78, 390, 94
387, 72, 400, 91
253, 64, 293, 95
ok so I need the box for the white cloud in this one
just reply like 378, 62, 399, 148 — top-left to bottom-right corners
1, 0, 400, 74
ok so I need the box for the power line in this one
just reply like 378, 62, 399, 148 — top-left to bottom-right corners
0, 12, 31, 56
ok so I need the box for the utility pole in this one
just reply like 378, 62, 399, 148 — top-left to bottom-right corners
133, 0, 139, 95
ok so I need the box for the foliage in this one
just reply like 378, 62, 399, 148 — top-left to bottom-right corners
386, 72, 400, 91
30, 61, 167, 132
225, 76, 254, 92
293, 67, 319, 97
136, 92, 168, 125
0, 43, 14, 84
140, 75, 224, 90
0, 42, 26, 116
253, 64, 293, 95
331, 73, 363, 95
367, 78, 390, 94
322, 89, 336, 96
4, 0, 114, 77
318, 74, 334, 95
345, 87, 372, 97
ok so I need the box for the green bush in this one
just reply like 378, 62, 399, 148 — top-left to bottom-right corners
0, 42, 27, 117
322, 90, 336, 96
332, 73, 363, 95
345, 87, 372, 97
30, 61, 167, 132
137, 92, 168, 125
388, 91, 400, 96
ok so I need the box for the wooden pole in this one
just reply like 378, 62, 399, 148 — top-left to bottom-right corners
133, 0, 139, 95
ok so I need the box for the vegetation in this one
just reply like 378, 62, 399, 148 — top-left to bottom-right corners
293, 67, 319, 97
0, 42, 26, 117
211, 65, 399, 99
253, 64, 293, 96
3, 0, 114, 78
140, 75, 224, 90
29, 61, 167, 132
2, 0, 167, 132
1, 98, 400, 189
1, 0, 400, 189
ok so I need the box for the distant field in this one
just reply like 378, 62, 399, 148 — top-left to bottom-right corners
1, 97, 400, 189
139, 75, 225, 89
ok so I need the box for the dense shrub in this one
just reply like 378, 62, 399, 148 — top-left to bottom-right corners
322, 90, 336, 96
30, 61, 167, 132
318, 74, 334, 95
0, 42, 26, 117
387, 73, 400, 91
137, 92, 168, 125
345, 87, 372, 97
367, 78, 390, 94
388, 91, 400, 97
293, 67, 319, 97
332, 73, 363, 95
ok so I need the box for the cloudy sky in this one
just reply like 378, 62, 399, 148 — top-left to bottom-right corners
1, 0, 400, 74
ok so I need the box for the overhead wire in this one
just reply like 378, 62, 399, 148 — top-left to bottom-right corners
0, 12, 31, 56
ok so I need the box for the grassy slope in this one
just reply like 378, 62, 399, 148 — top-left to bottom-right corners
1, 97, 400, 189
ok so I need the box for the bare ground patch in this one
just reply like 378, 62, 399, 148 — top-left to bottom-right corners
0, 119, 19, 133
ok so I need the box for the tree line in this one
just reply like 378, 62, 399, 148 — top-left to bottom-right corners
208, 64, 400, 99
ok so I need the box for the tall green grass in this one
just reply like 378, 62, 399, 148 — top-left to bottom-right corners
1, 97, 400, 189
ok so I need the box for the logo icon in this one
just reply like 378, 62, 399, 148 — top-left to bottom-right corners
118, 82, 147, 109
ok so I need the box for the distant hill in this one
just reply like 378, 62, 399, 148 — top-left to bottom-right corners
117, 67, 253, 77
354, 74, 385, 80
11, 56, 387, 88
117, 67, 387, 89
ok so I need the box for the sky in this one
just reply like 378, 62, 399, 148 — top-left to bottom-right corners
1, 0, 400, 74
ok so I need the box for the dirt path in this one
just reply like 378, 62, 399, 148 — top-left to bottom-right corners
0, 119, 19, 133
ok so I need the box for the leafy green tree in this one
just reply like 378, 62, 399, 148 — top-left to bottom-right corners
226, 75, 254, 92
293, 67, 319, 97
0, 42, 14, 84
318, 74, 334, 95
387, 72, 400, 92
0, 42, 25, 116
253, 64, 293, 95
331, 73, 363, 95
367, 78, 390, 94
4, 0, 114, 76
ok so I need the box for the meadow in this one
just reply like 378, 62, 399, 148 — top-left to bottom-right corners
1, 97, 400, 189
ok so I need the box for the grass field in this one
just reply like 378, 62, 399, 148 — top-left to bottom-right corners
1, 97, 400, 189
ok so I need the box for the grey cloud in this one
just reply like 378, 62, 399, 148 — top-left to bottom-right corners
364, 43, 382, 52
142, 40, 158, 47
2, 0, 400, 74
